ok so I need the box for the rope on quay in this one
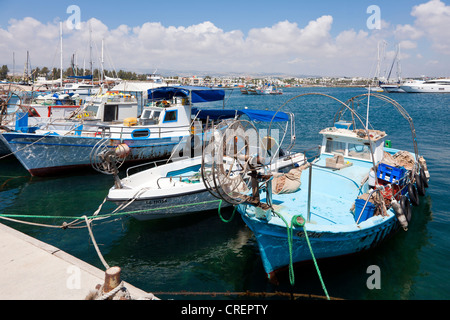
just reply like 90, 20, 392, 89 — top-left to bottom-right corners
0, 199, 335, 300
0, 198, 224, 228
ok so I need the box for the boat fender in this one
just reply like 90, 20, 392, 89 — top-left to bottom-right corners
368, 169, 376, 188
408, 183, 419, 206
391, 199, 408, 231
418, 156, 430, 182
420, 166, 429, 188
400, 196, 412, 223
415, 173, 426, 197
115, 143, 130, 159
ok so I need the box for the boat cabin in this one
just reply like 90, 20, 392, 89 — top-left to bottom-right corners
85, 92, 139, 122
319, 121, 387, 164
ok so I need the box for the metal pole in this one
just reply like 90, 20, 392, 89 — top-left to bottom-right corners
60, 22, 63, 88
307, 164, 312, 222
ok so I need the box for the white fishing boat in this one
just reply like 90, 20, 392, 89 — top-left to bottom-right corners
0, 86, 225, 176
0, 90, 83, 156
106, 108, 304, 220
259, 85, 283, 95
1, 91, 82, 130
400, 78, 450, 93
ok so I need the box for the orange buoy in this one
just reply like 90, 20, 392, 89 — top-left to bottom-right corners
115, 143, 130, 159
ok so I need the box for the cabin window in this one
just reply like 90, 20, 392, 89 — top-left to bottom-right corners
325, 140, 345, 155
139, 110, 161, 125
132, 129, 150, 138
152, 111, 161, 120
163, 110, 177, 123
85, 105, 98, 117
347, 143, 372, 160
141, 109, 152, 119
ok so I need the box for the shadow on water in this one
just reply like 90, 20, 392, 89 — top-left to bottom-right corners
103, 208, 262, 297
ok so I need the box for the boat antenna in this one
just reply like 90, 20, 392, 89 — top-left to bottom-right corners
366, 86, 370, 129
89, 22, 93, 85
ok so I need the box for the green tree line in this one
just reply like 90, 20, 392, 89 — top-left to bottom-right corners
0, 64, 147, 81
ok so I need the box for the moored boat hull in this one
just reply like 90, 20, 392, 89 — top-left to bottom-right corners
240, 210, 400, 278
110, 189, 228, 221
0, 132, 183, 176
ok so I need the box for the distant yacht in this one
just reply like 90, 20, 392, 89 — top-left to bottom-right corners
380, 44, 405, 93
61, 82, 102, 96
380, 83, 405, 93
400, 79, 450, 93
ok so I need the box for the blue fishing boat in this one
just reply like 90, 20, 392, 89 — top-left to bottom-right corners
0, 86, 225, 176
201, 93, 431, 285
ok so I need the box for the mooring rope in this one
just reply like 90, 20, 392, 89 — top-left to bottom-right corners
83, 215, 110, 270
0, 198, 331, 299
272, 210, 330, 300
0, 199, 224, 227
217, 200, 237, 223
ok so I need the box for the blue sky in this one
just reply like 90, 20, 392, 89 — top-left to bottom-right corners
0, 0, 421, 33
1, 0, 449, 77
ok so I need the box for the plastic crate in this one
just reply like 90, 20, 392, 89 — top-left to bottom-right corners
354, 198, 375, 223
377, 163, 406, 183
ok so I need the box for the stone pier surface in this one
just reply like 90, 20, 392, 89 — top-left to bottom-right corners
0, 222, 153, 300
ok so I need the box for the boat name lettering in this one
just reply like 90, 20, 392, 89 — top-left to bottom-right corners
145, 199, 168, 205
295, 231, 323, 238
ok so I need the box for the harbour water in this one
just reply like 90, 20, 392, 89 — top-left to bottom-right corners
0, 87, 448, 300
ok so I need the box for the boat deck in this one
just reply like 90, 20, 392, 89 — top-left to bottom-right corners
266, 156, 373, 227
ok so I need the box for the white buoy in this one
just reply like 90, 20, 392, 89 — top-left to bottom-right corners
391, 199, 408, 231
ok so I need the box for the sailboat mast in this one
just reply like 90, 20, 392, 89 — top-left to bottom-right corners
60, 22, 63, 88
12, 52, 15, 83
397, 44, 402, 82
89, 23, 93, 85
101, 38, 104, 83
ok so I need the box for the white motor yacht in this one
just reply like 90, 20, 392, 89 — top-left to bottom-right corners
400, 79, 450, 93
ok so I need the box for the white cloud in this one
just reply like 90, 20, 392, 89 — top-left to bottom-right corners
394, 0, 450, 54
1, 1, 449, 77
411, 0, 450, 53
3, 15, 371, 76
399, 40, 417, 50
394, 24, 424, 40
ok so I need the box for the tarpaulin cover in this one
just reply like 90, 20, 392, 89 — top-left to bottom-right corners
191, 108, 290, 122
68, 75, 93, 80
148, 86, 225, 103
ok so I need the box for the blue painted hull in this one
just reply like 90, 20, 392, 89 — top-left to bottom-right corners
0, 132, 184, 176
240, 209, 400, 277
236, 154, 407, 279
